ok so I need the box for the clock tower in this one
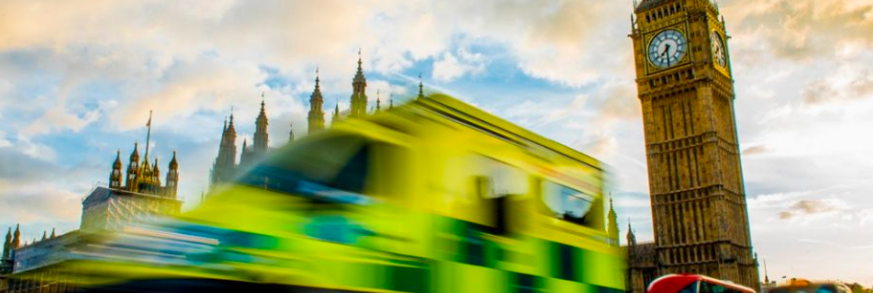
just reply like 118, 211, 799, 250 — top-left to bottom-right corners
629, 0, 759, 290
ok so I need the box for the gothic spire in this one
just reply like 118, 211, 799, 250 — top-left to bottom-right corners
417, 73, 425, 99
607, 197, 620, 246
110, 149, 123, 189
308, 67, 326, 133
389, 94, 394, 109
375, 89, 381, 112
152, 157, 160, 180
126, 142, 141, 191
50, 228, 55, 238
166, 151, 179, 198
350, 49, 368, 118
169, 151, 178, 170
212, 109, 238, 187
288, 122, 295, 142
332, 100, 341, 125
113, 150, 122, 169
228, 108, 235, 131
3, 227, 11, 259
129, 142, 140, 162
254, 94, 269, 153
12, 224, 20, 249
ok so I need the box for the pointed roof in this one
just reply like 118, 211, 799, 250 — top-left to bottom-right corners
256, 94, 268, 125
353, 48, 366, 87
228, 110, 236, 131
153, 158, 160, 174
129, 142, 140, 162
311, 68, 323, 102
417, 73, 425, 99
375, 89, 381, 112
169, 151, 178, 169
113, 149, 122, 169
241, 138, 248, 153
12, 224, 20, 248
608, 198, 618, 217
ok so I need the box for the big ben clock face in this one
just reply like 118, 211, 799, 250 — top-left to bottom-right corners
648, 29, 687, 69
711, 31, 727, 68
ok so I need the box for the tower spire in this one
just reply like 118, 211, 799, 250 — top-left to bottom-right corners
110, 149, 123, 189
12, 224, 20, 249
350, 49, 368, 118
607, 196, 619, 246
253, 94, 269, 154
126, 142, 141, 191
375, 89, 381, 112
3, 227, 11, 260
211, 109, 238, 187
332, 99, 341, 125
308, 67, 326, 133
166, 150, 179, 198
417, 73, 425, 99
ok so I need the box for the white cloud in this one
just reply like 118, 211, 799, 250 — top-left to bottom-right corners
431, 49, 487, 83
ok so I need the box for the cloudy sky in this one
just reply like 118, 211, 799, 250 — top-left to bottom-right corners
1, 0, 872, 286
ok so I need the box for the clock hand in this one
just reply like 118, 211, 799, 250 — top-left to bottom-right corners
662, 44, 671, 67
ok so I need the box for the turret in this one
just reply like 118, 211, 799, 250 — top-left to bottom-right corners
50, 228, 55, 238
417, 73, 425, 100
626, 222, 636, 247
2, 227, 11, 260
288, 123, 295, 142
12, 224, 20, 249
152, 158, 161, 187
166, 151, 179, 197
349, 49, 368, 118
139, 155, 153, 192
253, 96, 269, 153
126, 142, 141, 191
607, 197, 620, 246
332, 102, 341, 125
308, 69, 326, 133
375, 89, 382, 113
109, 149, 123, 189
211, 113, 238, 186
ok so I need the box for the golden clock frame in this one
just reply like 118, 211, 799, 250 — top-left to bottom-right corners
643, 22, 692, 75
708, 29, 731, 78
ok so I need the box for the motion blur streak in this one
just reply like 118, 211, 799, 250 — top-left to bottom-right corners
26, 94, 626, 292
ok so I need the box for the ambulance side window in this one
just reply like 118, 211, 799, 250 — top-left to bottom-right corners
542, 180, 595, 226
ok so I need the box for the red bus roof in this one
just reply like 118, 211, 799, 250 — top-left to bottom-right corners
647, 274, 756, 293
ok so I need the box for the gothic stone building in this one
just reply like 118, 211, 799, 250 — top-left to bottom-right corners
626, 0, 760, 291
210, 52, 425, 187
3, 126, 182, 293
